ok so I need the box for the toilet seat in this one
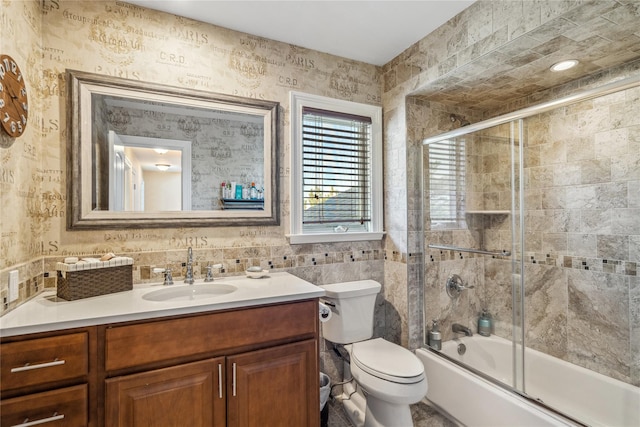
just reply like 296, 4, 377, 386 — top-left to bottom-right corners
351, 338, 425, 384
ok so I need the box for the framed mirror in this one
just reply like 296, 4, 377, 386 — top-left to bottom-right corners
66, 70, 279, 229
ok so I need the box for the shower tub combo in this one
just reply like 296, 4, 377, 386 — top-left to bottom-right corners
419, 73, 640, 426
416, 335, 640, 427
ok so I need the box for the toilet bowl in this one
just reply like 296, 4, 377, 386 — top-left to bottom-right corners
350, 338, 427, 403
319, 281, 428, 427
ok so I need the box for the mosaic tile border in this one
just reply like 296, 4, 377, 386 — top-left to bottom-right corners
40, 248, 388, 286
426, 249, 637, 277
1, 274, 43, 314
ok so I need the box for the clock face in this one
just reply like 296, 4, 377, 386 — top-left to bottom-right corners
0, 54, 29, 137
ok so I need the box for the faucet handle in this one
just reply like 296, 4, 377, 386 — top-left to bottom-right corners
204, 264, 223, 282
446, 274, 474, 298
163, 268, 174, 286
152, 267, 174, 286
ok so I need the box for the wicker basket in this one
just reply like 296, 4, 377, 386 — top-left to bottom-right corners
57, 262, 133, 301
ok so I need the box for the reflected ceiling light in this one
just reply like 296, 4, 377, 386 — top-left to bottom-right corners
155, 164, 171, 171
154, 148, 169, 154
550, 59, 579, 72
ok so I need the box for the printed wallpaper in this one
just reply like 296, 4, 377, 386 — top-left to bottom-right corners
0, 0, 383, 312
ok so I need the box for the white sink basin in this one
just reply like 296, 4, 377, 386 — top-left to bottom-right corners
142, 283, 237, 302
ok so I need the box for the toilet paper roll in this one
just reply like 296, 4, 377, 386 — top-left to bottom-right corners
319, 302, 332, 323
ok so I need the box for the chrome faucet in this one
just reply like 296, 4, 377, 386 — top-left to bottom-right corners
452, 323, 473, 336
185, 247, 194, 284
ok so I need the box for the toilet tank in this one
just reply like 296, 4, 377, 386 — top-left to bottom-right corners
319, 280, 382, 344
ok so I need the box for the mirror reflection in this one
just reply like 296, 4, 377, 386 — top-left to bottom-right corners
67, 70, 279, 229
95, 94, 265, 212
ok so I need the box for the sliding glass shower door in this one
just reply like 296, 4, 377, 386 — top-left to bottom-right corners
422, 74, 640, 426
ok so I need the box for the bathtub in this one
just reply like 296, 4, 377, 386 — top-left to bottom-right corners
416, 335, 640, 427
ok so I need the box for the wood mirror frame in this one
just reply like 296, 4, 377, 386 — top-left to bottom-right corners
66, 70, 279, 229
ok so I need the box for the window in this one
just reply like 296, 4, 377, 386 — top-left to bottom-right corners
289, 92, 383, 244
427, 138, 466, 227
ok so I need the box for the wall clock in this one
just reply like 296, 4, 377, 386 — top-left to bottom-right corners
0, 54, 29, 137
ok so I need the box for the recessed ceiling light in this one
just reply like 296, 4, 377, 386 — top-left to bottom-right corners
155, 164, 171, 171
154, 148, 169, 154
550, 60, 579, 72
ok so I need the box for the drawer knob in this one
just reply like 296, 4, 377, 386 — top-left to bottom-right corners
12, 412, 65, 426
10, 358, 66, 373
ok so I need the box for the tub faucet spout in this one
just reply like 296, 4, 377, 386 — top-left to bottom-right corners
452, 323, 473, 336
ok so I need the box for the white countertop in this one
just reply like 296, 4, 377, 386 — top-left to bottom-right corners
0, 272, 325, 338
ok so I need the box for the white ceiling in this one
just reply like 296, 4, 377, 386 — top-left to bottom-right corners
125, 1, 475, 66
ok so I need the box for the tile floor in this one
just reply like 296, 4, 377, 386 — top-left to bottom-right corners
325, 398, 458, 427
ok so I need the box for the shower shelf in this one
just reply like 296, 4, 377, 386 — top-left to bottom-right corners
428, 244, 511, 257
464, 210, 510, 215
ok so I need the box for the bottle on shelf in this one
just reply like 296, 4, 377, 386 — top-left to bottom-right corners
478, 308, 492, 336
428, 319, 442, 350
242, 182, 249, 199
250, 182, 258, 199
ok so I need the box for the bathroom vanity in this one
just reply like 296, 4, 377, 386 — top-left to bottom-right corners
0, 272, 323, 427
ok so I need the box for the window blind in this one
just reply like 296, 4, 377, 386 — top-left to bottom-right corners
428, 139, 466, 223
302, 107, 372, 232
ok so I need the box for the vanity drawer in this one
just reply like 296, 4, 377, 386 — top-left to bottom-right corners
0, 384, 87, 427
105, 300, 318, 372
0, 332, 89, 393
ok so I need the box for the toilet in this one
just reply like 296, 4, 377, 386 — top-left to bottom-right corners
319, 280, 428, 427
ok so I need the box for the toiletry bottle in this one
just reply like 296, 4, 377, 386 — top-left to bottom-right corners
242, 182, 250, 199
428, 319, 442, 350
235, 183, 243, 199
250, 182, 257, 199
221, 182, 226, 199
478, 308, 492, 336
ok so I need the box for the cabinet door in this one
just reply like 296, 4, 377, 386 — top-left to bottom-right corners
227, 339, 319, 427
105, 358, 225, 427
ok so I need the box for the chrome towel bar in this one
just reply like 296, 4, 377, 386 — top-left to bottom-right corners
428, 244, 511, 257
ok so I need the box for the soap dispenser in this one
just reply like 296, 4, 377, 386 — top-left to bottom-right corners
478, 308, 492, 337
428, 319, 442, 350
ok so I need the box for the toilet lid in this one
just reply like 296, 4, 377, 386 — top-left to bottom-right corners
351, 338, 425, 384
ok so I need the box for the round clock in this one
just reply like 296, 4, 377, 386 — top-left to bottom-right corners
0, 54, 29, 137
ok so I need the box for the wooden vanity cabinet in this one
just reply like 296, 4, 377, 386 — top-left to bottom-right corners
102, 299, 320, 427
1, 299, 320, 427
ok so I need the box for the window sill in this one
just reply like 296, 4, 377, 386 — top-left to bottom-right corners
287, 232, 385, 245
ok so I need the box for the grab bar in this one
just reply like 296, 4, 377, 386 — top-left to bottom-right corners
428, 244, 511, 257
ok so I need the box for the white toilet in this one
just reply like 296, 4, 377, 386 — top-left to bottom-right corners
320, 280, 428, 427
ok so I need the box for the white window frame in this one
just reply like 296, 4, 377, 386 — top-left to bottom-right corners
289, 91, 384, 244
